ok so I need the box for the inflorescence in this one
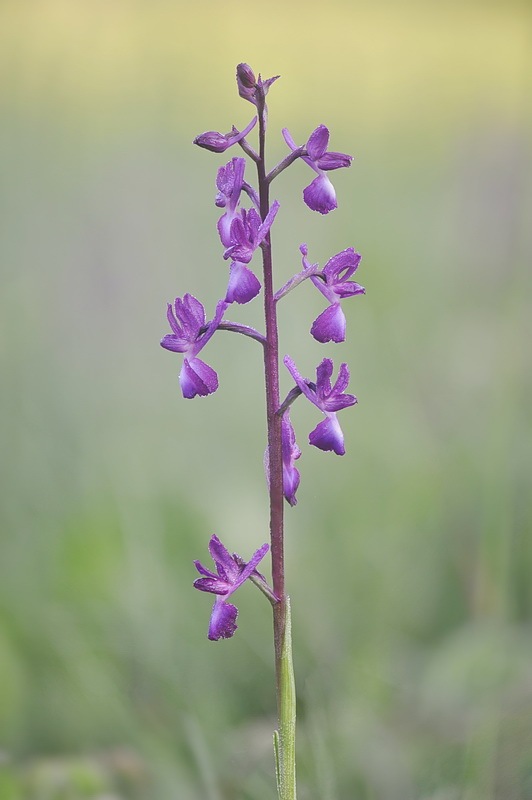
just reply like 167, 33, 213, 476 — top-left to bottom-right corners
161, 63, 364, 640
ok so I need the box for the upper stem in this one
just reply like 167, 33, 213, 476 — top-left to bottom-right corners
257, 92, 285, 610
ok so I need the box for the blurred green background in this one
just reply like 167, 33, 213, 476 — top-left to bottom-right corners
1, 1, 531, 798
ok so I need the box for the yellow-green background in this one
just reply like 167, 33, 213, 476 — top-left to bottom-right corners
1, 1, 531, 798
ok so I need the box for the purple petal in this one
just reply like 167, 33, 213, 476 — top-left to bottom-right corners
225, 262, 261, 305
208, 598, 238, 640
174, 294, 204, 340
233, 542, 269, 589
194, 559, 218, 580
182, 293, 206, 330
193, 577, 230, 595
283, 355, 319, 409
179, 358, 218, 399
315, 358, 334, 397
310, 303, 346, 343
331, 361, 351, 396
224, 214, 251, 262
324, 392, 357, 412
303, 174, 337, 215
282, 127, 298, 151
209, 534, 240, 584
334, 282, 365, 298
246, 208, 262, 245
218, 212, 235, 248
316, 151, 353, 170
160, 333, 189, 353
323, 249, 360, 282
166, 302, 184, 337
306, 125, 329, 161
309, 414, 346, 455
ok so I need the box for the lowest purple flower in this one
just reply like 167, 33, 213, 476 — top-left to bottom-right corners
282, 124, 352, 214
194, 534, 269, 640
284, 356, 357, 455
302, 244, 365, 343
216, 157, 246, 247
160, 294, 226, 399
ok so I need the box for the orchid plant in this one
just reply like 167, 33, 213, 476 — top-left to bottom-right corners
161, 64, 364, 799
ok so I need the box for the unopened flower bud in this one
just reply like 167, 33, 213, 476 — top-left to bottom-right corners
193, 130, 231, 153
237, 63, 256, 89
236, 63, 258, 104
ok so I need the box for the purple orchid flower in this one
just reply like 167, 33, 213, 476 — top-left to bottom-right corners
223, 203, 280, 264
221, 202, 280, 305
236, 62, 280, 106
194, 534, 269, 640
284, 356, 357, 455
264, 411, 301, 506
216, 157, 246, 248
193, 116, 257, 153
282, 125, 352, 214
302, 244, 365, 343
160, 294, 227, 399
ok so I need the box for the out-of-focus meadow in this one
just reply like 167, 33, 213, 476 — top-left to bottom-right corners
1, 1, 531, 798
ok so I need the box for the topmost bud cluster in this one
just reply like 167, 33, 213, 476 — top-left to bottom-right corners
236, 62, 280, 105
